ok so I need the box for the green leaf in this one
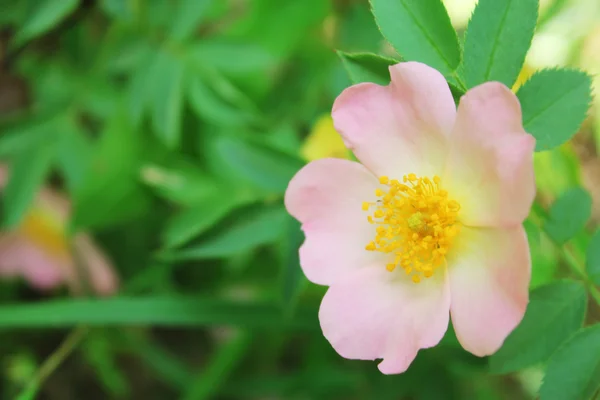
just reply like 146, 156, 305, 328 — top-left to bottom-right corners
337, 51, 398, 85
182, 331, 251, 400
12, 0, 80, 47
210, 136, 304, 194
0, 297, 317, 330
57, 125, 93, 194
544, 187, 592, 245
369, 0, 460, 75
162, 196, 241, 249
586, 230, 600, 286
462, 0, 538, 88
128, 51, 154, 128
82, 331, 130, 397
160, 204, 287, 261
150, 52, 185, 149
72, 111, 150, 230
187, 75, 256, 126
539, 324, 600, 400
280, 217, 306, 313
489, 280, 587, 374
3, 142, 55, 228
168, 0, 212, 42
140, 162, 221, 206
518, 69, 592, 151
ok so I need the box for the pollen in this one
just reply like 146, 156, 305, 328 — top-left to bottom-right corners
363, 173, 461, 283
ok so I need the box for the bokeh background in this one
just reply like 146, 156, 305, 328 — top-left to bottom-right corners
0, 0, 599, 399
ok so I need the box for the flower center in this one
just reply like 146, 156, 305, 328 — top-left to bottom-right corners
19, 207, 69, 259
362, 173, 461, 283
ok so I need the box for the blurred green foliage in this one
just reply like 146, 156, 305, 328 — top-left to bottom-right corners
0, 0, 598, 399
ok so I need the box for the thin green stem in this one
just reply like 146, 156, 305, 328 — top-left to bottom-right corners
561, 245, 600, 306
16, 326, 89, 400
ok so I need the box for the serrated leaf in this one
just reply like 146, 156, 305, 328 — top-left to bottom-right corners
489, 280, 587, 374
211, 136, 304, 194
162, 196, 241, 250
73, 112, 149, 230
370, 0, 460, 75
150, 52, 185, 149
462, 0, 538, 88
544, 187, 592, 244
187, 75, 256, 126
3, 142, 55, 228
160, 204, 288, 260
586, 230, 600, 286
12, 0, 79, 47
518, 69, 592, 151
337, 51, 398, 85
168, 0, 212, 42
140, 162, 221, 206
539, 324, 600, 400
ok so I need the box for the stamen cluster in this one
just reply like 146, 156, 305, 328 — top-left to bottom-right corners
363, 174, 461, 283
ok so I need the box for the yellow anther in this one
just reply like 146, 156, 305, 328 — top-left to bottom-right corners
361, 173, 461, 283
407, 212, 424, 231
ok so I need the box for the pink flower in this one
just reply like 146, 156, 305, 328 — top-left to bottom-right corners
0, 167, 119, 295
285, 62, 535, 374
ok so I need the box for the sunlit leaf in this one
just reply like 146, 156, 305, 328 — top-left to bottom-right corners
370, 0, 460, 75
462, 0, 538, 88
518, 69, 592, 151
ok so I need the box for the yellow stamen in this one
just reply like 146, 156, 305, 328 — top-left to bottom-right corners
19, 207, 69, 258
362, 173, 461, 283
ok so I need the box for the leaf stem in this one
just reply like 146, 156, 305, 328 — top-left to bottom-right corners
560, 245, 600, 307
16, 326, 89, 400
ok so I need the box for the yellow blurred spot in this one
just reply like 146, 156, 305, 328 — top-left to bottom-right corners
19, 206, 69, 258
300, 115, 350, 161
513, 64, 535, 92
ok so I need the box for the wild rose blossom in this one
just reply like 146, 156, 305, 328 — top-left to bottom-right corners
285, 62, 535, 374
0, 167, 118, 295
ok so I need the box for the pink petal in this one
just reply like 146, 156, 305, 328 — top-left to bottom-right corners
72, 233, 119, 296
332, 62, 456, 178
285, 158, 388, 286
0, 234, 65, 289
449, 226, 530, 357
444, 82, 535, 228
319, 265, 450, 374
